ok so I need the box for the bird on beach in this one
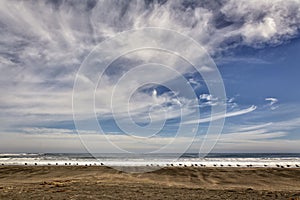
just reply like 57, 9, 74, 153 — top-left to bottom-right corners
220, 164, 224, 167
296, 164, 299, 167
264, 165, 268, 167
236, 164, 240, 167
276, 164, 280, 167
286, 165, 291, 168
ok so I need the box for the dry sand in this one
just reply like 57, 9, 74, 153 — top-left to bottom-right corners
0, 166, 300, 199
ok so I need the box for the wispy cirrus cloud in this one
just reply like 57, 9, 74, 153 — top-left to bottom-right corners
265, 97, 279, 110
1, 0, 299, 120
184, 105, 257, 124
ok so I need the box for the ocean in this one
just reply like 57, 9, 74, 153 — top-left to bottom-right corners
1, 153, 300, 168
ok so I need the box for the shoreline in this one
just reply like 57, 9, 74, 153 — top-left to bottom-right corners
1, 162, 299, 168
1, 166, 300, 199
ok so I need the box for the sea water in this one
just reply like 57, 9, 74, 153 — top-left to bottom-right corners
1, 153, 300, 168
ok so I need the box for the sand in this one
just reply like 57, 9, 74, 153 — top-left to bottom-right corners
0, 166, 300, 199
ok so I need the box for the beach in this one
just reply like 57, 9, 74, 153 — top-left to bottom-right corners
0, 166, 300, 199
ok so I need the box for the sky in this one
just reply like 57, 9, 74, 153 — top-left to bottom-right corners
0, 0, 300, 153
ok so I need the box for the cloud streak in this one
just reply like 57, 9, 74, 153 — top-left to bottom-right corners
184, 105, 257, 124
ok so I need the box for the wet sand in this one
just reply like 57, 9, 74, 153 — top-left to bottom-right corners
0, 166, 300, 199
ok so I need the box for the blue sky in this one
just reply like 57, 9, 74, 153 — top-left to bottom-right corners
0, 0, 300, 153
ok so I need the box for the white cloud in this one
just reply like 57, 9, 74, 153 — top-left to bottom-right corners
199, 94, 216, 101
1, 124, 297, 153
220, 0, 300, 47
0, 129, 199, 153
184, 105, 257, 124
237, 122, 273, 132
265, 97, 279, 110
213, 139, 300, 153
241, 17, 277, 43
265, 97, 278, 106
192, 116, 300, 153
